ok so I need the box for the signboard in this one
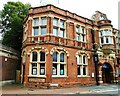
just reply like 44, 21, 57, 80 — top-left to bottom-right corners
29, 78, 45, 83
93, 53, 99, 62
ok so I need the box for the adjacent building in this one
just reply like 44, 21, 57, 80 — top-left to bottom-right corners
21, 4, 120, 87
0, 44, 20, 86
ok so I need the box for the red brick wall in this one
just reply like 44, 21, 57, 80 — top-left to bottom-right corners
24, 44, 96, 86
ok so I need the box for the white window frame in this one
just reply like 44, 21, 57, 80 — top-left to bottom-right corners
52, 51, 67, 77
76, 25, 86, 42
53, 17, 66, 38
77, 54, 88, 77
32, 17, 47, 36
29, 51, 46, 77
99, 29, 113, 45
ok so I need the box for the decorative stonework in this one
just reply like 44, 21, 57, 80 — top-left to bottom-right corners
27, 46, 49, 55
50, 47, 69, 56
76, 50, 90, 59
21, 49, 27, 57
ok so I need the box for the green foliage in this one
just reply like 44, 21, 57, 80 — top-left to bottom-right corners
1, 1, 31, 51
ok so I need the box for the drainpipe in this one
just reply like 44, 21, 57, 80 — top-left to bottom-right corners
91, 29, 100, 85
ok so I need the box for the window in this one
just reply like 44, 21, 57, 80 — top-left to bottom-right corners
77, 66, 81, 75
41, 27, 46, 35
76, 26, 80, 32
52, 52, 66, 77
60, 64, 64, 75
33, 27, 39, 36
100, 15, 104, 20
30, 51, 46, 76
106, 37, 109, 43
77, 55, 88, 76
101, 37, 104, 44
82, 34, 85, 42
99, 29, 113, 45
83, 66, 87, 75
53, 28, 58, 36
40, 63, 45, 75
52, 64, 57, 75
60, 29, 65, 38
32, 52, 37, 61
76, 25, 86, 42
33, 17, 47, 36
60, 53, 64, 62
76, 34, 80, 41
40, 52, 45, 61
41, 17, 47, 25
53, 18, 59, 26
83, 56, 86, 64
31, 63, 37, 75
34, 18, 39, 26
53, 52, 58, 62
53, 18, 66, 38
60, 20, 65, 28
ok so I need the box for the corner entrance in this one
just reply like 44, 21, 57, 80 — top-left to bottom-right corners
102, 63, 113, 83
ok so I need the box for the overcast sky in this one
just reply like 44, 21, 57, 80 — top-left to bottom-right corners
0, 0, 119, 28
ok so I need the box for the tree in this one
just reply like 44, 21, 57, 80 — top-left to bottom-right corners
1, 1, 31, 51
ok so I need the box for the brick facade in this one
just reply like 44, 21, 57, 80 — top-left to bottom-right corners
22, 4, 120, 87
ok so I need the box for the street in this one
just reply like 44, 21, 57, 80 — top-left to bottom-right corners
1, 84, 120, 95
82, 84, 119, 94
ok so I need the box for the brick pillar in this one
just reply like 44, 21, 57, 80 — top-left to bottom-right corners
46, 53, 52, 83
27, 17, 32, 43
24, 53, 30, 86
98, 65, 103, 84
47, 16, 52, 34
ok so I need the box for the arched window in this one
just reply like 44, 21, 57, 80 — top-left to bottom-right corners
60, 53, 64, 62
83, 55, 86, 64
32, 51, 37, 61
53, 52, 58, 62
77, 54, 88, 77
52, 52, 66, 77
30, 51, 46, 76
40, 51, 45, 61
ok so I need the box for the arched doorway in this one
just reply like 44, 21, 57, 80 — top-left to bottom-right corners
102, 63, 113, 83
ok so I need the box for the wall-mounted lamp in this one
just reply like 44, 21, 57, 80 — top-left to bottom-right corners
5, 58, 7, 61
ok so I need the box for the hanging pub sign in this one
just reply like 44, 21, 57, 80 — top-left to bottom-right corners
117, 58, 120, 64
93, 53, 99, 62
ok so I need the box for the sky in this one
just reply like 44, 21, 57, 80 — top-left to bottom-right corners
0, 0, 119, 29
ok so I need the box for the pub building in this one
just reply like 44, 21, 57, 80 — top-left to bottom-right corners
21, 1, 120, 87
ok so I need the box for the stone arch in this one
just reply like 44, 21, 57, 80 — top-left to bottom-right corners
50, 47, 69, 57
75, 50, 90, 59
27, 46, 49, 55
99, 62, 115, 83
99, 62, 115, 72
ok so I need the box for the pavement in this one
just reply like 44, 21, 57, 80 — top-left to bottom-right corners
1, 83, 119, 95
